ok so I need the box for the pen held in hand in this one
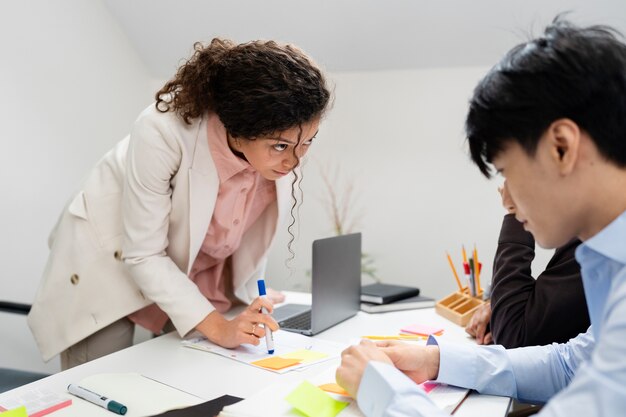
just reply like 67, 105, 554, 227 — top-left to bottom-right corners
257, 279, 275, 354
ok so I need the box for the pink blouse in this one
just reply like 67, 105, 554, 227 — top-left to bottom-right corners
128, 114, 276, 334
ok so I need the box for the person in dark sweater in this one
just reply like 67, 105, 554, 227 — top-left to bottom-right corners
466, 182, 590, 347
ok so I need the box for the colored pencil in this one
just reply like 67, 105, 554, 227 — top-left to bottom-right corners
446, 251, 463, 291
361, 335, 426, 340
474, 245, 481, 294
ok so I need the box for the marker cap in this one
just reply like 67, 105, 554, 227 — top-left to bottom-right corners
108, 401, 127, 415
257, 279, 267, 296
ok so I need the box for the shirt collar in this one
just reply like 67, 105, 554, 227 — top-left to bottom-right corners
206, 113, 254, 182
577, 209, 626, 264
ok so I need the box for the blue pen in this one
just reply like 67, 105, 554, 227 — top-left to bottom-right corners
257, 279, 275, 354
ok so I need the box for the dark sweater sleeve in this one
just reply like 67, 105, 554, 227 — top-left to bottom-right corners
489, 214, 590, 348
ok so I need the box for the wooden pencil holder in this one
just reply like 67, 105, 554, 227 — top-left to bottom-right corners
435, 287, 485, 327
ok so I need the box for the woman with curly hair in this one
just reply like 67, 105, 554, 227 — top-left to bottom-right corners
27, 38, 331, 369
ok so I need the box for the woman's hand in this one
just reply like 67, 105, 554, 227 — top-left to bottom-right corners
195, 297, 279, 348
266, 287, 285, 304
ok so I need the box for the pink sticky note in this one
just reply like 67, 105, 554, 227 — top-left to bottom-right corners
420, 382, 438, 394
400, 324, 444, 336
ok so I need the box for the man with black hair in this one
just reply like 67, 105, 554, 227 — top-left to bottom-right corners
336, 18, 626, 416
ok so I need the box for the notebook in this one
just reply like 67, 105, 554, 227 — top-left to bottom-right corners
0, 388, 71, 417
272, 233, 362, 336
360, 294, 435, 313
360, 283, 420, 304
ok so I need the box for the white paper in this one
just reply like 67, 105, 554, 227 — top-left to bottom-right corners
219, 367, 361, 417
52, 373, 203, 417
182, 331, 345, 373
219, 366, 469, 417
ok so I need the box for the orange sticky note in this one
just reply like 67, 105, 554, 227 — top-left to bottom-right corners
319, 383, 350, 396
251, 356, 301, 370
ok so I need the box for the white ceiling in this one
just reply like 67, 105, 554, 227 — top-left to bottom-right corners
104, 0, 626, 78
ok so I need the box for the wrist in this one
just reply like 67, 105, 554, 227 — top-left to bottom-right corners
197, 311, 226, 343
426, 346, 441, 380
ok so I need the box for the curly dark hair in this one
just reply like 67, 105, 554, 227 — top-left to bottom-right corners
156, 38, 331, 268
155, 38, 330, 138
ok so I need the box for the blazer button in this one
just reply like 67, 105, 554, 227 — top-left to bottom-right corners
114, 250, 122, 260
70, 274, 80, 285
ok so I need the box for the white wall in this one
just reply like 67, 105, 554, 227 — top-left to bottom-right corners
265, 68, 553, 299
0, 0, 153, 373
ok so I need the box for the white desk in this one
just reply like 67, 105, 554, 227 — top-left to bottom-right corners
1, 292, 511, 416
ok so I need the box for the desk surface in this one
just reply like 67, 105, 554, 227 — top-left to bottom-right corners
2, 292, 510, 416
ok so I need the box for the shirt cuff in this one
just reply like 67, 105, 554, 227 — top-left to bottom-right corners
357, 361, 446, 417
428, 336, 478, 388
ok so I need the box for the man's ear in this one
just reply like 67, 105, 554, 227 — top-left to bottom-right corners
547, 118, 581, 175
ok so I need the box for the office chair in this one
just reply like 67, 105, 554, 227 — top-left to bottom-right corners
0, 301, 49, 393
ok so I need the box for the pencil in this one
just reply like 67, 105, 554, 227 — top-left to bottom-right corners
446, 251, 463, 291
462, 245, 468, 264
474, 245, 481, 295
468, 257, 476, 296
362, 335, 426, 340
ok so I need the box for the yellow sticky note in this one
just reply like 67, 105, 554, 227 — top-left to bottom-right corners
319, 383, 350, 396
286, 381, 349, 417
251, 356, 301, 370
281, 349, 329, 364
0, 406, 28, 417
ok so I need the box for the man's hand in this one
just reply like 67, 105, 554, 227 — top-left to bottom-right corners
465, 302, 493, 345
336, 339, 393, 398
498, 181, 516, 214
377, 341, 441, 384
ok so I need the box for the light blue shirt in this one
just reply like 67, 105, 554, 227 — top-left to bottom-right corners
357, 210, 626, 417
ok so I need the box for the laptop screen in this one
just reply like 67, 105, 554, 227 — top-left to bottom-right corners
311, 233, 362, 334
272, 233, 361, 335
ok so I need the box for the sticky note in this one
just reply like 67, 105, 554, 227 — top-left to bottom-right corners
400, 324, 444, 336
281, 349, 329, 363
319, 383, 350, 396
250, 356, 301, 370
286, 381, 349, 417
0, 406, 28, 417
420, 382, 438, 394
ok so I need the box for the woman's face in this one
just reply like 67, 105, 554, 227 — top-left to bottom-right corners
229, 118, 320, 180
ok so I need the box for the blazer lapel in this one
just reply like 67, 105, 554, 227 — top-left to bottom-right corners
187, 116, 219, 273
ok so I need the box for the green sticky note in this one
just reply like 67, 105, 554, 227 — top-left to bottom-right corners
0, 406, 28, 417
285, 381, 349, 417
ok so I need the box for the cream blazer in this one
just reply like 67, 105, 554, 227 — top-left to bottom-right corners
28, 105, 292, 361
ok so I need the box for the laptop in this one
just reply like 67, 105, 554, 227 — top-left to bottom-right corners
272, 233, 362, 336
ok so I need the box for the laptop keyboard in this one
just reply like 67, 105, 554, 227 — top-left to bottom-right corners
279, 310, 311, 330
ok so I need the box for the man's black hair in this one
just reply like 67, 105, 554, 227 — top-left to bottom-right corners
466, 16, 626, 177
